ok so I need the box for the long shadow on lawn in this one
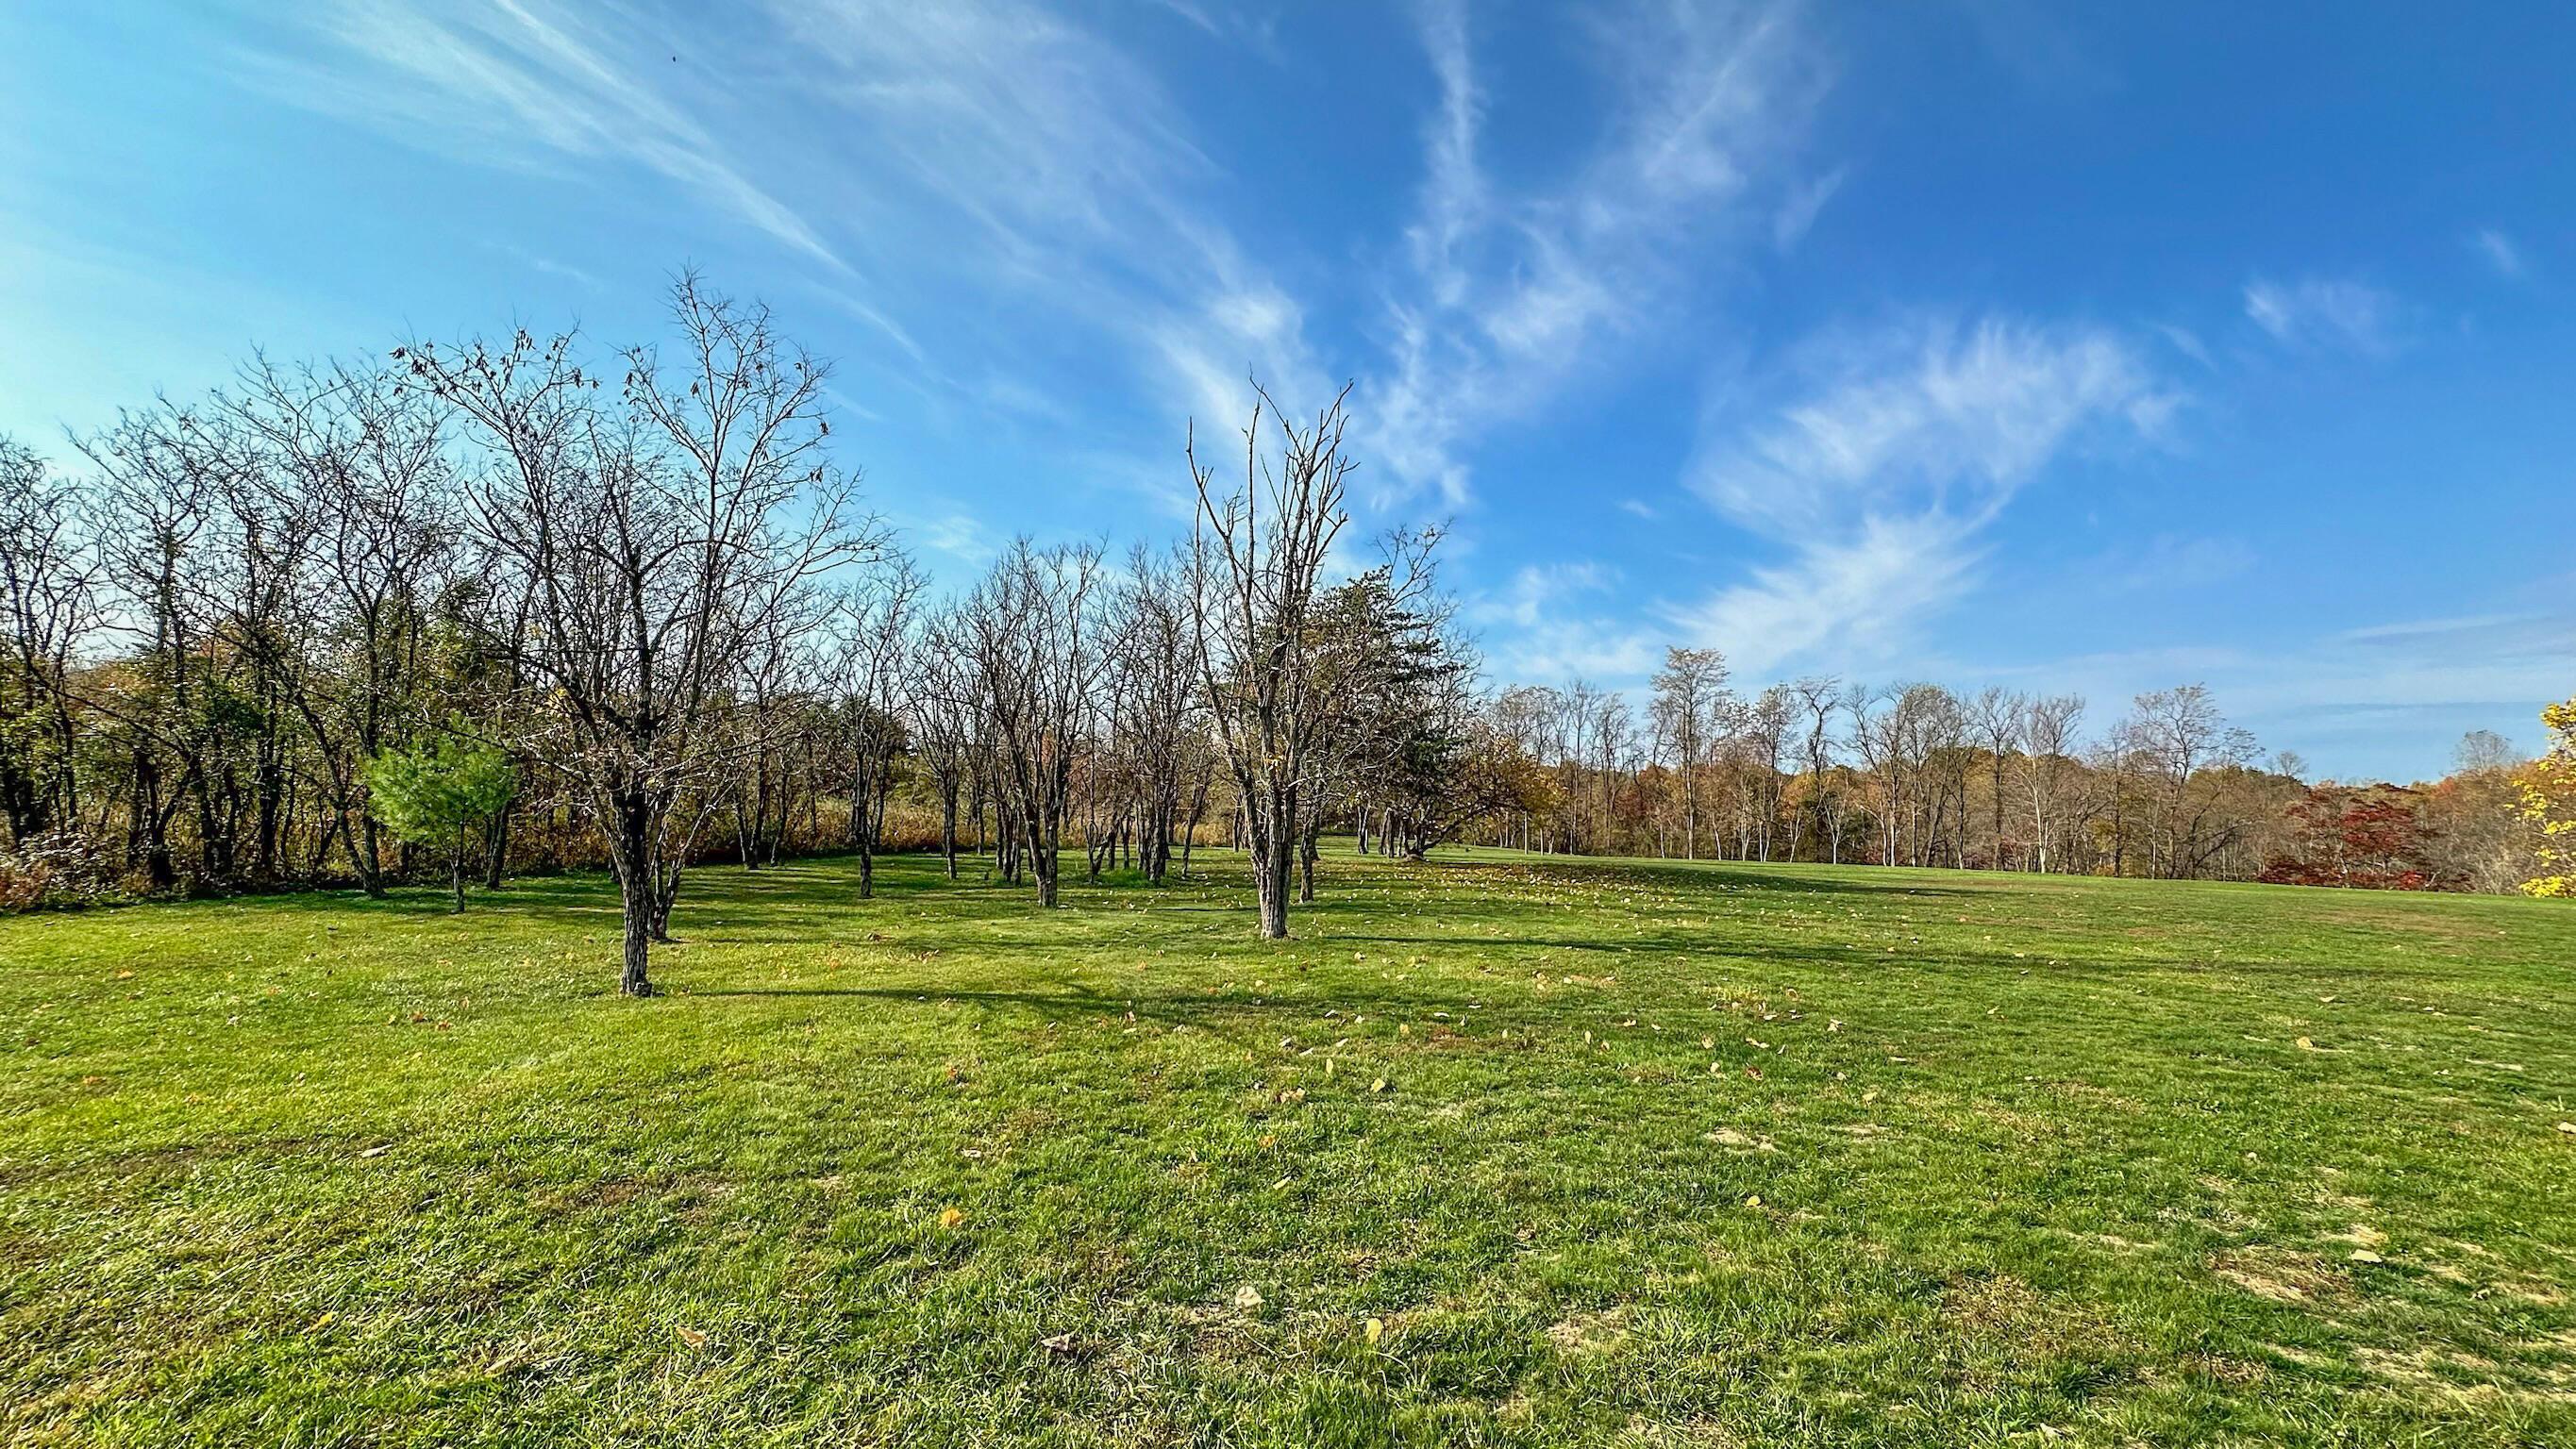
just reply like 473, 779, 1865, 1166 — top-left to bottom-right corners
1426, 854, 1992, 900
683, 983, 1490, 1026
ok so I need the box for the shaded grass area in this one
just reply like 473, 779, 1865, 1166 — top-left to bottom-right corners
4, 847, 2573, 1446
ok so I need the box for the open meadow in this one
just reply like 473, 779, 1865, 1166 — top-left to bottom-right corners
5, 850, 2573, 1446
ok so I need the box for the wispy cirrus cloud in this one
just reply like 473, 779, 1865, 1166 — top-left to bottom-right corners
1986, 607, 2574, 780
1670, 315, 2172, 675
232, 0, 1321, 455
2243, 275, 2402, 357
2089, 532, 2256, 593
1468, 561, 1668, 684
2468, 227, 2526, 280
763, 0, 1331, 418
229, 0, 923, 355
1471, 560, 1618, 629
1771, 164, 1848, 251
1363, 0, 1832, 508
235, 2, 811, 257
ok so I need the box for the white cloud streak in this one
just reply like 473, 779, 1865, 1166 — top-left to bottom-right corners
2469, 227, 2526, 279
2243, 275, 2401, 357
1363, 0, 1831, 508
1670, 315, 2171, 675
229, 0, 928, 357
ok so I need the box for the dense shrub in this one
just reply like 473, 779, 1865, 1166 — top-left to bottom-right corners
0, 832, 121, 911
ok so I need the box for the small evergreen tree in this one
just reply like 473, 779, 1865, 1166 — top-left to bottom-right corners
365, 733, 515, 912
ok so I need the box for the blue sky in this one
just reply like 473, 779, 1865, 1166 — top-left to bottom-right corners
5, 1, 2571, 781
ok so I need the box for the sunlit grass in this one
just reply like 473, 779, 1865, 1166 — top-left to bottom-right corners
5, 848, 2572, 1446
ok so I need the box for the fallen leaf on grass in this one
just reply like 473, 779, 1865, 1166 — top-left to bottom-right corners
2296, 1037, 2320, 1052
1370, 1077, 1389, 1093
677, 1326, 708, 1349
1363, 1317, 1385, 1345
938, 1207, 966, 1230
1233, 1284, 1263, 1309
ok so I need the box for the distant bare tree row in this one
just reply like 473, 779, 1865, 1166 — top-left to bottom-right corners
1487, 649, 2539, 889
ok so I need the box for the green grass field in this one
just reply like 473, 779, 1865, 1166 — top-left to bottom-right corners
5, 849, 2573, 1446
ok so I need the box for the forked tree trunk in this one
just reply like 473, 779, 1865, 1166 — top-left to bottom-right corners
1247, 782, 1295, 939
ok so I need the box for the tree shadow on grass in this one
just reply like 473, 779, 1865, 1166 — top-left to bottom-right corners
1422, 854, 1992, 900
679, 983, 1484, 1027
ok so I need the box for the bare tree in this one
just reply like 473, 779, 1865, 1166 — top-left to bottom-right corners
832, 552, 922, 899
910, 608, 982, 880
406, 274, 878, 994
228, 359, 454, 893
965, 540, 1104, 909
2453, 730, 2519, 774
1739, 686, 1792, 861
1108, 541, 1203, 885
0, 438, 98, 846
1786, 675, 1841, 861
1969, 687, 2027, 869
1594, 691, 1633, 853
1650, 647, 1728, 859
2125, 684, 2259, 879
2019, 693, 2083, 873
76, 404, 236, 888
1185, 382, 1354, 940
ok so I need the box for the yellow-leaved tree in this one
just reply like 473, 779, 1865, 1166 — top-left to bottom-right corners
2522, 696, 2576, 897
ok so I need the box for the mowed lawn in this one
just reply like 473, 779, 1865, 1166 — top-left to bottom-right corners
5, 850, 2574, 1447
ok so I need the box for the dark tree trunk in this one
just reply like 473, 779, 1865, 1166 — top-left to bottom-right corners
940, 784, 959, 879
357, 811, 387, 897
612, 792, 656, 995
483, 802, 510, 889
1256, 839, 1290, 940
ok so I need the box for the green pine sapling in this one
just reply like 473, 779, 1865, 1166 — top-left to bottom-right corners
365, 733, 516, 912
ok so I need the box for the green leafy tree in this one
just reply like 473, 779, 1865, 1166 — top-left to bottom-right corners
365, 733, 515, 912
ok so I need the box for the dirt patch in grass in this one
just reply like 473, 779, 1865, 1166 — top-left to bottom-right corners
1546, 1306, 1631, 1357
1944, 1274, 2129, 1354
2211, 1245, 2350, 1305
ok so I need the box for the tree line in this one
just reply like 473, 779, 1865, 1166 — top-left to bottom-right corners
2, 276, 2563, 989
1491, 658, 2551, 894
0, 280, 1546, 989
